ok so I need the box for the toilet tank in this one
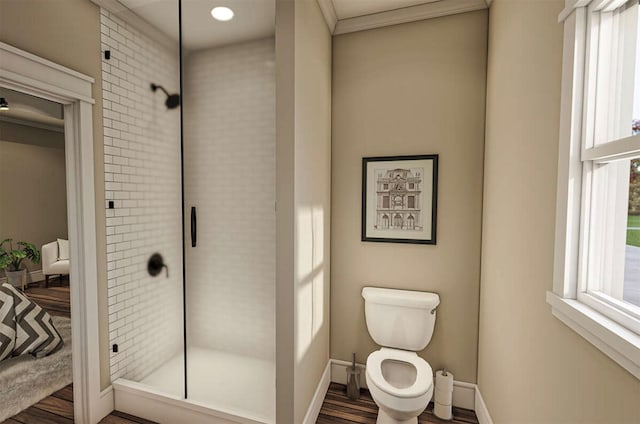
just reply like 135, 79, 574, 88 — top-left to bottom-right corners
362, 287, 440, 351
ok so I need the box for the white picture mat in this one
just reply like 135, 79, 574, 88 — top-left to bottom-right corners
365, 158, 434, 240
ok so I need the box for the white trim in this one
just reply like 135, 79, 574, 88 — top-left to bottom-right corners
330, 358, 476, 410
554, 6, 587, 297
547, 292, 640, 379
474, 385, 494, 424
302, 360, 331, 424
582, 133, 640, 162
332, 0, 488, 35
90, 0, 178, 53
317, 0, 337, 34
0, 42, 109, 423
113, 379, 271, 424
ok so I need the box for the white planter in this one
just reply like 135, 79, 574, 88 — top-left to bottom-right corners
4, 268, 27, 289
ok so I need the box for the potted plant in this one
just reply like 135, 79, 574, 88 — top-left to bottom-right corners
0, 238, 41, 289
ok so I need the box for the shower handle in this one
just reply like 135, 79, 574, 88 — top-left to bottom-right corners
191, 206, 197, 247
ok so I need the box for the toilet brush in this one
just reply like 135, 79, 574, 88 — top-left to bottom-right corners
346, 352, 361, 400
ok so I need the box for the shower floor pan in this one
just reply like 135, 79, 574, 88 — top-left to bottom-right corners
113, 347, 275, 424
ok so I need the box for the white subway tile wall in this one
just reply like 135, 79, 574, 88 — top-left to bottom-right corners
100, 9, 184, 383
183, 38, 275, 360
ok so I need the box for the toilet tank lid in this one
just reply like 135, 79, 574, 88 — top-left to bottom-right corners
362, 287, 440, 309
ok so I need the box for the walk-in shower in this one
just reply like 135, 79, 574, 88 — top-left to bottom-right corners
102, 1, 276, 422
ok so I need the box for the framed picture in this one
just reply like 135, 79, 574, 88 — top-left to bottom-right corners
362, 154, 438, 244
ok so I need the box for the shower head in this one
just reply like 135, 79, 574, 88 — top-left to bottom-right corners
150, 83, 180, 109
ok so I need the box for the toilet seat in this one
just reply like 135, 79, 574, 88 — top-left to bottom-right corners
366, 348, 433, 399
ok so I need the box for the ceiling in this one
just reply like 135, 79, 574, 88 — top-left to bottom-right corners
331, 0, 440, 20
118, 0, 275, 50
0, 88, 64, 130
110, 0, 487, 49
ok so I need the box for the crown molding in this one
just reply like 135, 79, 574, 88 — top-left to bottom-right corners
318, 0, 338, 33
325, 0, 488, 35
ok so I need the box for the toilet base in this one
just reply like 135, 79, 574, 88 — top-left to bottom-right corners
376, 409, 418, 424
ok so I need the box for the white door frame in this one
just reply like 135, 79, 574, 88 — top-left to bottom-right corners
0, 42, 113, 423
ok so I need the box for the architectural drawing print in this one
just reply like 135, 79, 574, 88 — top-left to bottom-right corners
373, 168, 423, 231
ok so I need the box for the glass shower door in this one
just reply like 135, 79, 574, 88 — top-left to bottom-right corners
181, 1, 276, 421
102, 0, 185, 396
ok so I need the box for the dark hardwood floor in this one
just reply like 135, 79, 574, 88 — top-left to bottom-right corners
318, 383, 478, 424
2, 278, 156, 424
23, 277, 71, 317
2, 385, 156, 424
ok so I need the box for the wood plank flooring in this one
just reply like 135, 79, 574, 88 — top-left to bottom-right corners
1, 385, 156, 424
317, 383, 478, 424
23, 279, 71, 317
2, 279, 156, 424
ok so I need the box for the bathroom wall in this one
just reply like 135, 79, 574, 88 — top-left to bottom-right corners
0, 124, 68, 276
99, 9, 183, 383
331, 10, 487, 384
477, 0, 640, 422
275, 0, 332, 422
183, 38, 275, 360
0, 0, 110, 389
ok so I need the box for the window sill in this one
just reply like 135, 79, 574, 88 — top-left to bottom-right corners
546, 291, 640, 380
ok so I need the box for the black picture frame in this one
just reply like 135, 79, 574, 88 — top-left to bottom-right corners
361, 154, 438, 244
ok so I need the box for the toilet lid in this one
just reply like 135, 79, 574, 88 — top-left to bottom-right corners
366, 349, 433, 399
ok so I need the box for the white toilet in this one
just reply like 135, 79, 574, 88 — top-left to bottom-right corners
362, 287, 440, 424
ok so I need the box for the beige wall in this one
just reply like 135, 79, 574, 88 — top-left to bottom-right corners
293, 0, 332, 422
276, 0, 332, 422
0, 0, 109, 389
0, 126, 68, 273
331, 11, 488, 383
477, 1, 640, 422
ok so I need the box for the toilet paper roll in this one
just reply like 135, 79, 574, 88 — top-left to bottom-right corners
435, 370, 454, 392
434, 387, 453, 405
434, 401, 453, 420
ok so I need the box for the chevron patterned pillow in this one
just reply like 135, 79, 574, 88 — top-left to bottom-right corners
0, 285, 17, 362
0, 283, 64, 359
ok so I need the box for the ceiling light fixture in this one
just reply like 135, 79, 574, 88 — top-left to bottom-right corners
211, 6, 234, 21
0, 98, 8, 111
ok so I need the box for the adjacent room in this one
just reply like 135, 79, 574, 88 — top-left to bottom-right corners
0, 88, 73, 422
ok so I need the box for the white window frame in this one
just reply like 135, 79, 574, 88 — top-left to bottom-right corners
549, 0, 640, 380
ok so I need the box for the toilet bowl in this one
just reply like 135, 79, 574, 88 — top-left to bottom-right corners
366, 348, 433, 424
362, 287, 440, 424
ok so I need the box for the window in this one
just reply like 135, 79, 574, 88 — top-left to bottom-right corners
408, 196, 415, 209
549, 0, 640, 380
383, 196, 390, 208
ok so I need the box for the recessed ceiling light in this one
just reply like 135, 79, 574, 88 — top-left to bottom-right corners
0, 98, 8, 111
211, 6, 234, 21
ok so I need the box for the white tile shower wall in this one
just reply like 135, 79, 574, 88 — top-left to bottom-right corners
183, 38, 275, 360
100, 9, 184, 383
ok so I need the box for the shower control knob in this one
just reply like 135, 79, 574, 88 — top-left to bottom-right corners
148, 253, 169, 278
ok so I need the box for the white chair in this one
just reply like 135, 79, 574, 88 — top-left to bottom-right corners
42, 240, 70, 287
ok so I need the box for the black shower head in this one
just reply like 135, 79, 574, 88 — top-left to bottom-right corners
151, 83, 180, 109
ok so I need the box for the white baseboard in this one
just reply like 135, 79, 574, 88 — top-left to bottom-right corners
474, 385, 494, 424
92, 386, 115, 423
302, 360, 331, 424
330, 358, 476, 410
